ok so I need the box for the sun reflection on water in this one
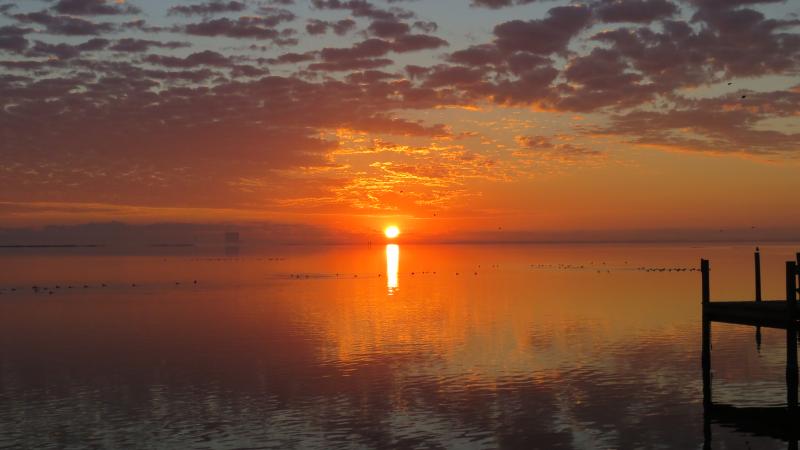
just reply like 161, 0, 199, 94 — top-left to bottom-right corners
386, 244, 399, 295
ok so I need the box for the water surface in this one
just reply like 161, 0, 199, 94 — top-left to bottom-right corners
1, 243, 797, 449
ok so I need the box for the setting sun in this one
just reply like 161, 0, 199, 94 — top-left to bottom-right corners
384, 226, 400, 239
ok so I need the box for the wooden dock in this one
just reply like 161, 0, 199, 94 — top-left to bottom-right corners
704, 301, 797, 329
701, 250, 800, 449
701, 252, 799, 330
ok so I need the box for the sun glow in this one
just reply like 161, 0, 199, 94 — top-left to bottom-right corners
384, 226, 400, 239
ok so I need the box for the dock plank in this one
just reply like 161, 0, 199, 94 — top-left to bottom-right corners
703, 301, 797, 329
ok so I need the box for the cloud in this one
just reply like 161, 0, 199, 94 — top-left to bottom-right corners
168, 1, 248, 16
308, 35, 447, 71
0, 60, 455, 208
470, 0, 537, 9
109, 38, 189, 52
319, 38, 393, 60
142, 68, 217, 82
267, 51, 316, 64
310, 0, 414, 21
344, 69, 397, 83
305, 18, 356, 35
422, 65, 486, 88
448, 44, 504, 66
515, 135, 605, 163
687, 0, 784, 10
13, 10, 116, 35
144, 50, 232, 68
367, 19, 410, 37
425, 1, 800, 114
595, 90, 800, 155
493, 5, 592, 55
412, 20, 437, 33
27, 37, 109, 59
0, 36, 27, 52
317, 141, 504, 212
0, 25, 30, 53
0, 0, 799, 217
183, 13, 296, 43
593, 10, 800, 86
554, 47, 658, 111
332, 18, 357, 35
594, 0, 678, 23
391, 33, 448, 52
52, 0, 141, 16
308, 57, 393, 71
305, 19, 327, 35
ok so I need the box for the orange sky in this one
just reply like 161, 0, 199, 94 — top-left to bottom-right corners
0, 0, 799, 241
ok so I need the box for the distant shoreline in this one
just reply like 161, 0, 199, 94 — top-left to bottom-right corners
1, 241, 798, 248
0, 245, 103, 248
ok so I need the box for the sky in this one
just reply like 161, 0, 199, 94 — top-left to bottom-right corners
0, 0, 799, 242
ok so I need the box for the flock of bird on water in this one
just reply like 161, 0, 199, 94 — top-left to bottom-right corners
0, 258, 700, 296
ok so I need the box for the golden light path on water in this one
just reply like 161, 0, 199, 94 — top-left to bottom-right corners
386, 244, 399, 295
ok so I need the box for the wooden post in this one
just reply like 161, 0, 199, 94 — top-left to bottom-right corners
700, 259, 712, 416
788, 262, 798, 415
755, 249, 763, 351
788, 325, 798, 415
755, 247, 762, 302
702, 403, 712, 450
702, 317, 712, 410
701, 259, 710, 304
788, 261, 798, 316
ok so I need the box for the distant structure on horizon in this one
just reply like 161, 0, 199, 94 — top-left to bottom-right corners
225, 231, 241, 257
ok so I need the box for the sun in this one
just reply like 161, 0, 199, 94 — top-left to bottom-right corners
384, 226, 400, 239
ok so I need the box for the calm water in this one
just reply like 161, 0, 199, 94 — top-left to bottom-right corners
0, 243, 798, 449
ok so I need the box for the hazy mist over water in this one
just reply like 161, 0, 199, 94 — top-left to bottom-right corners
1, 243, 798, 449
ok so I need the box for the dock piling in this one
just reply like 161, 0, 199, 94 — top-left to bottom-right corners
788, 261, 799, 414
755, 248, 763, 351
701, 259, 710, 305
755, 249, 763, 350
788, 326, 798, 414
788, 261, 798, 316
701, 258, 713, 410
702, 317, 712, 409
755, 248, 762, 302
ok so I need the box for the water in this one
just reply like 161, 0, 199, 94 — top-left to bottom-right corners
0, 243, 797, 449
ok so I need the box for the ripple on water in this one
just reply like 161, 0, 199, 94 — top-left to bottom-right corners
2, 244, 799, 449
